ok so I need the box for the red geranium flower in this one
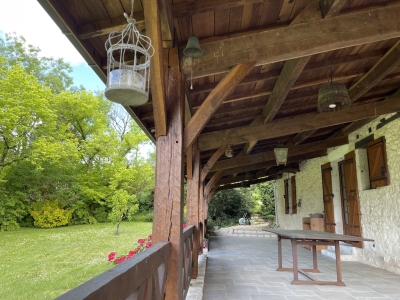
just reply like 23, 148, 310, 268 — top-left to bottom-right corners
108, 252, 116, 261
146, 241, 152, 248
148, 234, 152, 240
138, 238, 146, 244
183, 224, 187, 228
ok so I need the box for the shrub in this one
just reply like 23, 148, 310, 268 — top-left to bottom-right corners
29, 200, 73, 228
69, 201, 97, 225
129, 210, 153, 222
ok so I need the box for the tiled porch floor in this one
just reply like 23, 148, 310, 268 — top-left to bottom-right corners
203, 236, 400, 300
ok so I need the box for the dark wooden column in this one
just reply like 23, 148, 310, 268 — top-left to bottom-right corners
152, 46, 184, 300
187, 144, 200, 278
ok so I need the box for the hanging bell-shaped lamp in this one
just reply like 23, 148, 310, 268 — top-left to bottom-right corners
105, 1, 154, 107
318, 83, 350, 112
183, 34, 203, 58
274, 145, 288, 166
225, 145, 234, 158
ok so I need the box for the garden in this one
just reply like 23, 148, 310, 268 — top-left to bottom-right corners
0, 222, 153, 300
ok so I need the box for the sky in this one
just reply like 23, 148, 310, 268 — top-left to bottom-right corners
0, 0, 105, 92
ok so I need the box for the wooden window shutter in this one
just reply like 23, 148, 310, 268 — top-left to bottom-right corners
367, 137, 390, 189
284, 179, 289, 214
291, 176, 297, 214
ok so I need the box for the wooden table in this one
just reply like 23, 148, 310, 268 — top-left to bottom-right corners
263, 229, 374, 286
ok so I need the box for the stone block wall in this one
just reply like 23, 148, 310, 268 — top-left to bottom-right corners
275, 113, 400, 275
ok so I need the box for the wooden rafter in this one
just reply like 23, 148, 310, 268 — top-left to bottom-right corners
183, 62, 255, 152
187, 5, 400, 76
144, 0, 167, 137
208, 150, 328, 179
211, 136, 348, 172
348, 40, 400, 103
204, 170, 223, 196
198, 96, 400, 151
200, 145, 227, 182
320, 0, 347, 18
189, 48, 387, 96
158, 0, 174, 48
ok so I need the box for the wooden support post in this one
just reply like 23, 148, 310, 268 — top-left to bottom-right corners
187, 144, 200, 278
152, 47, 184, 300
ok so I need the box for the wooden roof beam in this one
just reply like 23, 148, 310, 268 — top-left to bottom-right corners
197, 95, 400, 151
186, 4, 400, 76
204, 170, 223, 196
208, 150, 328, 178
348, 40, 400, 103
211, 136, 348, 172
320, 0, 347, 18
144, 0, 167, 137
189, 48, 387, 96
183, 62, 255, 152
200, 146, 227, 182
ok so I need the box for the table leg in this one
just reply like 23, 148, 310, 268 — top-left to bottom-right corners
312, 244, 318, 270
335, 240, 344, 284
278, 236, 282, 269
291, 239, 298, 282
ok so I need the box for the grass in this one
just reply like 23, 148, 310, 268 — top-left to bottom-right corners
0, 222, 153, 300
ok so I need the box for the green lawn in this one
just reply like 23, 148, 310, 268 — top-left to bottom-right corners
0, 222, 153, 300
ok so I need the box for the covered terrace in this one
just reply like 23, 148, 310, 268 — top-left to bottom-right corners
38, 0, 400, 299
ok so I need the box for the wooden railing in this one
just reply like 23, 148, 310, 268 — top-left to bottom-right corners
56, 242, 171, 300
182, 225, 195, 299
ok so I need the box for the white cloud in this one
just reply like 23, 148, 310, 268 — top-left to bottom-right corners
0, 0, 85, 65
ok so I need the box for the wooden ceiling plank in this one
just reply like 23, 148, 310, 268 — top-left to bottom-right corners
188, 4, 400, 76
348, 40, 400, 103
197, 95, 400, 151
211, 136, 348, 172
183, 62, 255, 152
319, 0, 347, 18
189, 48, 386, 96
171, 0, 264, 18
144, 0, 167, 137
200, 145, 228, 182
78, 13, 145, 40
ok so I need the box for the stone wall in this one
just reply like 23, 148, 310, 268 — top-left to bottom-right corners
275, 113, 400, 275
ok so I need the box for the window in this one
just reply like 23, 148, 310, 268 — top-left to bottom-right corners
367, 137, 390, 189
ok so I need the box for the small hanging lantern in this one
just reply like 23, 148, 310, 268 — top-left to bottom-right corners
225, 145, 234, 158
105, 0, 154, 106
318, 83, 351, 112
274, 146, 288, 166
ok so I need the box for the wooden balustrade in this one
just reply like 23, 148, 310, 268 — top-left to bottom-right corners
182, 225, 195, 299
56, 242, 171, 300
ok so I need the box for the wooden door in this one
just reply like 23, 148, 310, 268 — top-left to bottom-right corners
321, 162, 335, 233
291, 176, 297, 214
284, 179, 289, 214
339, 151, 363, 248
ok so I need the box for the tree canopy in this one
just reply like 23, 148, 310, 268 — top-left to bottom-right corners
0, 34, 155, 231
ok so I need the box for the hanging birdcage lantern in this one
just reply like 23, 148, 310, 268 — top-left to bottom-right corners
105, 0, 154, 106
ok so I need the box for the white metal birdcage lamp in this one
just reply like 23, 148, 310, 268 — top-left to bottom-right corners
105, 0, 154, 106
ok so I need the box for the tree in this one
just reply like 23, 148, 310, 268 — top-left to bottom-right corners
255, 182, 275, 217
208, 189, 251, 228
0, 34, 73, 93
